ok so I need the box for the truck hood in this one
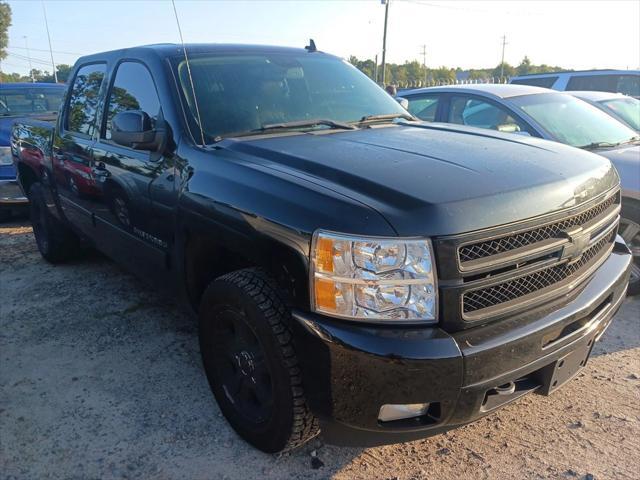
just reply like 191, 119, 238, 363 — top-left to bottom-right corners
220, 123, 619, 236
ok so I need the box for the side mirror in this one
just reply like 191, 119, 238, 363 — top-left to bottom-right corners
112, 111, 161, 150
396, 97, 409, 109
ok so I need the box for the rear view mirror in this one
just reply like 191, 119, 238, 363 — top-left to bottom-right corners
112, 111, 160, 150
396, 97, 409, 109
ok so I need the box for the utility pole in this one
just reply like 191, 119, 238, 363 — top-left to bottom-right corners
381, 0, 389, 86
23, 36, 35, 82
500, 34, 507, 80
374, 54, 378, 83
42, 1, 58, 83
421, 44, 427, 86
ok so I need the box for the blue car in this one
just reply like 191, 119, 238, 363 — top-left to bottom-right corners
1, 82, 65, 221
399, 84, 640, 293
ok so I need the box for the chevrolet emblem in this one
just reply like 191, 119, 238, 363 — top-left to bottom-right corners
559, 227, 590, 265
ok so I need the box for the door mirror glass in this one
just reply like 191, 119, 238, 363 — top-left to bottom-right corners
111, 111, 157, 149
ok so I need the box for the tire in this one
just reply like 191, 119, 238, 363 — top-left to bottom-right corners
28, 182, 81, 263
199, 268, 319, 453
620, 200, 640, 296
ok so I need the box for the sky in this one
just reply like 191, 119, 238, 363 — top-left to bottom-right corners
2, 0, 640, 76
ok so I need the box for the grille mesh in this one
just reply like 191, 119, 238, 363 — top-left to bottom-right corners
463, 230, 615, 314
458, 194, 618, 263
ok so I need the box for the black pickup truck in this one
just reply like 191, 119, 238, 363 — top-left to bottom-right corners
11, 44, 632, 453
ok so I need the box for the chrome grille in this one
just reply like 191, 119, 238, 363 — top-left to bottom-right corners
458, 193, 618, 263
462, 230, 615, 314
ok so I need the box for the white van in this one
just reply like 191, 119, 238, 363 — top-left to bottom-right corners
510, 70, 639, 98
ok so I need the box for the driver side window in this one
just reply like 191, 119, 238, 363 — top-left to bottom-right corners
102, 62, 161, 141
448, 96, 526, 133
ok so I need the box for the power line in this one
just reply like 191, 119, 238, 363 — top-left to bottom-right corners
6, 51, 57, 68
23, 36, 34, 82
8, 45, 83, 56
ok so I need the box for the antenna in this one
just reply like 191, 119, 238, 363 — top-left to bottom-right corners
305, 39, 317, 52
42, 1, 57, 83
171, 0, 206, 146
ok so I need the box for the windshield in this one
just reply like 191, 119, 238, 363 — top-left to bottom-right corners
509, 92, 637, 147
0, 87, 64, 116
174, 52, 406, 142
600, 97, 640, 131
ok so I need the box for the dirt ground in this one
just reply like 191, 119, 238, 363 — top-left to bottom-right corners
1, 219, 639, 480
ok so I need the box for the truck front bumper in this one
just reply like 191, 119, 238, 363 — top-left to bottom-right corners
291, 237, 632, 447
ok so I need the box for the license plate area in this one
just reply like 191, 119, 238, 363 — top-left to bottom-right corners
537, 338, 594, 396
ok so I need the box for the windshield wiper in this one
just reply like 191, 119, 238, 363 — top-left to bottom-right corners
577, 141, 621, 150
256, 119, 357, 133
214, 118, 357, 142
355, 113, 417, 125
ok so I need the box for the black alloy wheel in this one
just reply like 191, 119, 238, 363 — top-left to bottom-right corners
199, 268, 319, 452
211, 306, 274, 424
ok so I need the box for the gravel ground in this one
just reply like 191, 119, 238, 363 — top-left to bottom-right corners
1, 219, 639, 480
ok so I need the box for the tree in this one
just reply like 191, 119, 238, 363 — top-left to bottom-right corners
0, 71, 28, 83
468, 69, 492, 81
430, 66, 456, 84
492, 62, 515, 79
516, 56, 532, 76
0, 1, 10, 60
40, 64, 72, 83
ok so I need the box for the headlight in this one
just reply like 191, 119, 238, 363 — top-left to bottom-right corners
310, 230, 437, 323
0, 146, 12, 166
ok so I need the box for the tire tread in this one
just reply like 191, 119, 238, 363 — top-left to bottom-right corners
207, 268, 319, 451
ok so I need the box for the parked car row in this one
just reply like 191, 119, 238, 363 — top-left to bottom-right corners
7, 44, 638, 453
398, 84, 640, 293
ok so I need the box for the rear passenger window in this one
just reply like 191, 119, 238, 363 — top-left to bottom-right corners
103, 62, 161, 141
66, 63, 106, 136
565, 74, 640, 96
406, 95, 439, 121
511, 76, 558, 88
567, 75, 615, 92
616, 75, 640, 97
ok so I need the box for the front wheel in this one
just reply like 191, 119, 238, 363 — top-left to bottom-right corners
198, 268, 319, 452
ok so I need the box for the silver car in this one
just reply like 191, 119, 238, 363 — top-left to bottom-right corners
400, 84, 640, 293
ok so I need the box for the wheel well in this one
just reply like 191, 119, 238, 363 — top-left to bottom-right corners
184, 233, 254, 310
17, 163, 38, 196
182, 230, 310, 312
